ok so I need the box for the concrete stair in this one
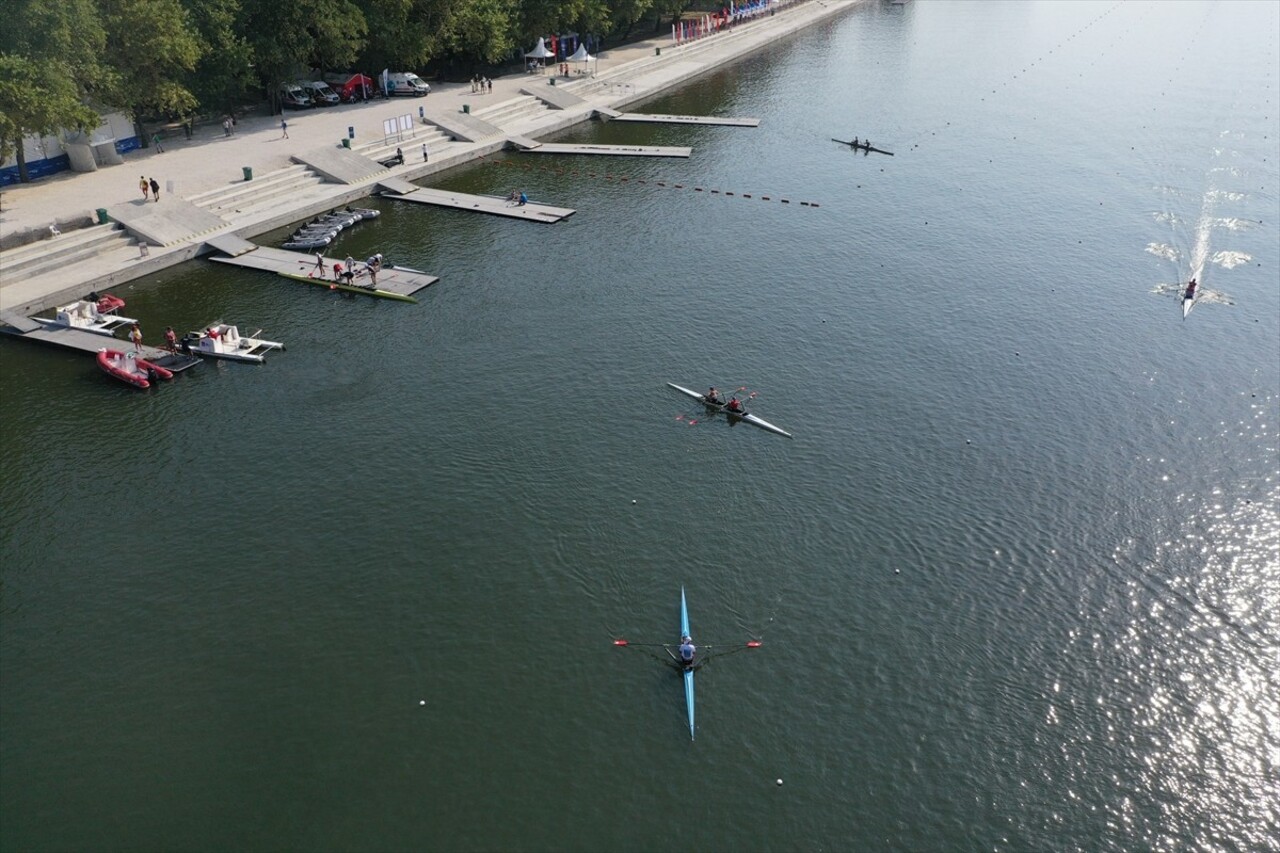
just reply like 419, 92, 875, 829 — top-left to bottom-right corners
353, 128, 453, 164
0, 224, 137, 279
188, 164, 327, 217
472, 95, 554, 130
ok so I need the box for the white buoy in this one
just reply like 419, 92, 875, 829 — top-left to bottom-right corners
776, 778, 783, 786
632, 499, 637, 505
419, 700, 426, 706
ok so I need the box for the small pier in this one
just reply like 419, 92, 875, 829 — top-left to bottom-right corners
379, 178, 574, 223
508, 139, 692, 158
596, 109, 759, 127
0, 310, 197, 370
205, 238, 438, 302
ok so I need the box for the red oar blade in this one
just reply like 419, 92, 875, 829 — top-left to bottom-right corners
613, 639, 629, 646
747, 640, 763, 648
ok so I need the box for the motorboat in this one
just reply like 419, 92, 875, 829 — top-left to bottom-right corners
34, 300, 138, 337
91, 292, 127, 314
97, 348, 173, 389
180, 324, 284, 363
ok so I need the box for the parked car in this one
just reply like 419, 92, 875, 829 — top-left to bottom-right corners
384, 72, 430, 97
299, 81, 340, 106
278, 85, 313, 109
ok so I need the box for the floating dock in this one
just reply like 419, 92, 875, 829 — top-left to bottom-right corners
378, 178, 574, 223
0, 310, 200, 371
508, 140, 692, 158
204, 236, 437, 302
596, 108, 759, 127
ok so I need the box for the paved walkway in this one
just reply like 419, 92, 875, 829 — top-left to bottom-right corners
0, 0, 859, 316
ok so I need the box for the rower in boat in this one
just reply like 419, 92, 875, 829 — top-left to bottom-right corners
706, 386, 722, 405
1185, 278, 1197, 299
679, 634, 696, 669
852, 136, 859, 147
726, 396, 744, 413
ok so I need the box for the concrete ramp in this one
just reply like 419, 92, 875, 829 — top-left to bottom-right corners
108, 198, 229, 247
521, 85, 587, 110
292, 147, 384, 184
506, 136, 544, 151
205, 233, 257, 257
426, 112, 503, 143
0, 311, 41, 332
595, 107, 623, 120
378, 177, 419, 195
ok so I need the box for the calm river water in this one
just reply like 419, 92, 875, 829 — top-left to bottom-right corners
2, 1, 1277, 850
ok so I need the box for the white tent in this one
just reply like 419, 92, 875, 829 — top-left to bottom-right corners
525, 37, 554, 59
567, 43, 597, 76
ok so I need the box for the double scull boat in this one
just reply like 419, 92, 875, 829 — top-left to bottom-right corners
667, 383, 793, 438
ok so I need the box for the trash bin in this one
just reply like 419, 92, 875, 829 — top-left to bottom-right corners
242, 166, 253, 181
656, 46, 662, 56
462, 104, 470, 114
342, 138, 350, 149
549, 78, 556, 86
96, 208, 110, 225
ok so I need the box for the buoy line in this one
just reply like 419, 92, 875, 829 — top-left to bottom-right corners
479, 155, 822, 208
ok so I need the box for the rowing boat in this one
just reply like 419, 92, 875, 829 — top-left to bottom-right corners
667, 382, 793, 438
681, 587, 695, 741
830, 138, 895, 156
1182, 280, 1198, 319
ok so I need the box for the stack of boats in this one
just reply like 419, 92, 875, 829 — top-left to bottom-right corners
282, 207, 381, 251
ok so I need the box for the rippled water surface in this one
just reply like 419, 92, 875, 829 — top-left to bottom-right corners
2, 2, 1278, 850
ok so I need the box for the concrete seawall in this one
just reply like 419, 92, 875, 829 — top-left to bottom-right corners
0, 0, 859, 318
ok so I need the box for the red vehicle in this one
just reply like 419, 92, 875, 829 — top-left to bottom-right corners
323, 73, 377, 102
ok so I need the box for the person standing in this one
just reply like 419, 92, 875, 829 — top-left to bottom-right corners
149, 178, 160, 201
487, 77, 493, 94
422, 143, 428, 163
151, 131, 164, 152
129, 323, 143, 352
345, 255, 356, 280
223, 117, 232, 137
280, 118, 289, 139
139, 176, 150, 200
163, 326, 177, 352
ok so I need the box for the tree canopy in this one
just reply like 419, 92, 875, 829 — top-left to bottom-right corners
1, 0, 693, 178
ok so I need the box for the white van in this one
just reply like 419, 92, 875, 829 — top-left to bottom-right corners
298, 81, 340, 106
385, 72, 430, 97
278, 85, 313, 110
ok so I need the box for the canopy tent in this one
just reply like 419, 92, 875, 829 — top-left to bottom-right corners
525, 37, 554, 59
567, 44, 595, 63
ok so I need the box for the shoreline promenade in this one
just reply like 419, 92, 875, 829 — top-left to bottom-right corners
0, 0, 858, 317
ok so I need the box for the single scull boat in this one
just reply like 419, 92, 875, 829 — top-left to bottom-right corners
1182, 278, 1198, 319
681, 587, 695, 741
667, 383, 793, 438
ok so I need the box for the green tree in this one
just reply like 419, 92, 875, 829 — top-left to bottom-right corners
354, 0, 455, 74
183, 0, 257, 117
98, 0, 205, 144
439, 0, 518, 65
241, 0, 366, 109
0, 0, 106, 182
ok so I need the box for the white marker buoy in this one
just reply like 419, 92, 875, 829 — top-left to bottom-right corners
632, 499, 637, 505
419, 700, 426, 706
776, 778, 783, 786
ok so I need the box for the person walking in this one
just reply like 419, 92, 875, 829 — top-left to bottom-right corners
223, 117, 232, 137
422, 143, 429, 163
151, 132, 164, 152
487, 77, 493, 94
281, 118, 289, 139
149, 178, 160, 202
129, 323, 143, 352
139, 176, 150, 200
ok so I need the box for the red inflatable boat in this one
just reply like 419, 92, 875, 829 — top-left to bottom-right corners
97, 348, 174, 389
